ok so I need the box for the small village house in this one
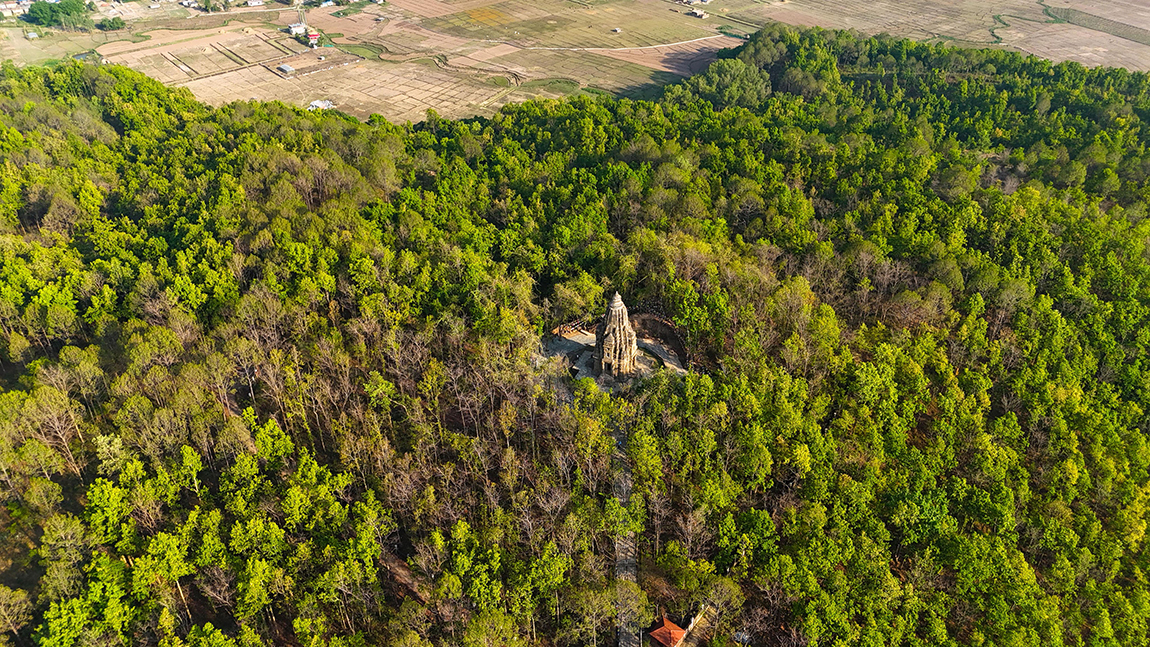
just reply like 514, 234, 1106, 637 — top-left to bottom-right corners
649, 616, 687, 647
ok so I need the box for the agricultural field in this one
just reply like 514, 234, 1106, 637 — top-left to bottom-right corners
1, 0, 1149, 122
1043, 4, 1150, 48
1045, 0, 1150, 32
993, 19, 1150, 72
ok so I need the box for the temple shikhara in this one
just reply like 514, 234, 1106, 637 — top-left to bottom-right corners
595, 292, 638, 377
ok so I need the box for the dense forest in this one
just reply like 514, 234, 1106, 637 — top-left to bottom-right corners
2, 23, 1150, 647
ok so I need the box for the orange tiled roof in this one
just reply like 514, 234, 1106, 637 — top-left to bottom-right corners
650, 616, 687, 647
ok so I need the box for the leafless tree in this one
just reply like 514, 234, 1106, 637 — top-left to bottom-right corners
195, 565, 236, 611
677, 507, 711, 561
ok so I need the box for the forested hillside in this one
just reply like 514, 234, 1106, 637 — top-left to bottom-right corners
2, 24, 1150, 647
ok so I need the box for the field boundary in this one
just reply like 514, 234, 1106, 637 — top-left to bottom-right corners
474, 33, 733, 53
1045, 6, 1150, 47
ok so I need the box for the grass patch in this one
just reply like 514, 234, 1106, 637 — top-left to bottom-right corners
487, 75, 511, 88
718, 24, 750, 39
338, 43, 382, 58
521, 77, 580, 94
145, 13, 266, 30
332, 1, 372, 17
122, 31, 153, 43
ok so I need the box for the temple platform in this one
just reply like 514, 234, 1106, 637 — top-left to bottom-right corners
543, 326, 687, 386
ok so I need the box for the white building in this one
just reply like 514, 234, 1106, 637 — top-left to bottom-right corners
288, 22, 306, 35
0, 1, 27, 15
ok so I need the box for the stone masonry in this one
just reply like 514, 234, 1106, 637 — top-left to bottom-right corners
595, 292, 638, 377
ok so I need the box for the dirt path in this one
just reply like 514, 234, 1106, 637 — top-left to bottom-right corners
613, 427, 640, 647
680, 605, 713, 647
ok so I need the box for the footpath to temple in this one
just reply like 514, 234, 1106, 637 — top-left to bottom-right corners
614, 425, 639, 647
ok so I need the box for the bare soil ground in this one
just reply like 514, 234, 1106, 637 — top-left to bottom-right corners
385, 0, 496, 20
736, 0, 1047, 44
493, 47, 680, 97
100, 27, 306, 83
736, 0, 1150, 68
2, 25, 143, 65
100, 0, 193, 22
994, 19, 1150, 71
1045, 0, 1150, 32
183, 56, 528, 121
594, 34, 744, 76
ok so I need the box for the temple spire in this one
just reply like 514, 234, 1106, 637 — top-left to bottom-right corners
595, 292, 638, 377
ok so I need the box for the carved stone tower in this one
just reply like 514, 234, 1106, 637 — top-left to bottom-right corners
595, 292, 638, 377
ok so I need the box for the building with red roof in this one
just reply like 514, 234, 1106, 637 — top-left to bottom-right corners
649, 616, 687, 647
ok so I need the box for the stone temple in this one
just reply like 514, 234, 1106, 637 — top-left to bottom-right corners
595, 292, 638, 377
543, 293, 685, 387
